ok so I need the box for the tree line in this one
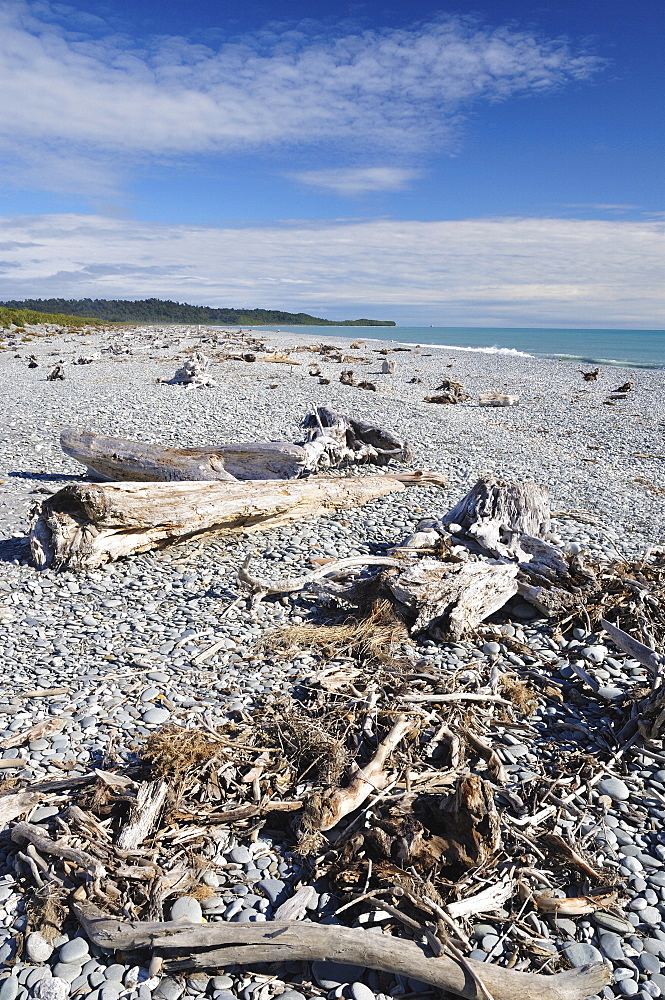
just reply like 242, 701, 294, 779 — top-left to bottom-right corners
0, 298, 395, 327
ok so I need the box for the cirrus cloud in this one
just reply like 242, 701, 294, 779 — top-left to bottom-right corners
290, 167, 425, 195
0, 2, 602, 197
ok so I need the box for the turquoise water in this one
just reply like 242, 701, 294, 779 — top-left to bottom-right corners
258, 326, 664, 369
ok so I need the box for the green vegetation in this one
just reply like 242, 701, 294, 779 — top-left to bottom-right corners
0, 306, 102, 330
0, 298, 396, 327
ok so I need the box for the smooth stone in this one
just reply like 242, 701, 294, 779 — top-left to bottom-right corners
597, 777, 630, 801
185, 975, 209, 994
256, 878, 287, 905
154, 979, 185, 1000
99, 985, 123, 1000
639, 954, 662, 973
142, 708, 170, 725
0, 978, 18, 1000
276, 994, 305, 1000
564, 943, 603, 967
25, 932, 53, 963
103, 966, 126, 982
32, 980, 69, 1000
227, 846, 252, 864
618, 980, 639, 997
170, 896, 202, 923
349, 984, 374, 1000
210, 978, 233, 991
59, 938, 90, 964
24, 971, 51, 989
644, 939, 665, 959
640, 907, 662, 925
312, 962, 367, 990
51, 965, 81, 983
599, 933, 625, 962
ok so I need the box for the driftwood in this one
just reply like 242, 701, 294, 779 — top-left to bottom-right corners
477, 393, 519, 407
60, 407, 412, 482
159, 352, 215, 386
115, 779, 168, 851
0, 791, 42, 830
11, 821, 106, 879
425, 380, 470, 404
74, 902, 609, 1000
305, 715, 415, 831
241, 475, 597, 638
29, 473, 439, 571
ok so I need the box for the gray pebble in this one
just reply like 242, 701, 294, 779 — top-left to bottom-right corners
564, 943, 603, 967
0, 978, 18, 1000
598, 777, 630, 801
51, 965, 82, 984
312, 962, 367, 990
58, 938, 90, 964
170, 896, 203, 923
349, 984, 375, 1000
227, 846, 252, 864
154, 978, 185, 1000
25, 933, 53, 963
142, 707, 170, 725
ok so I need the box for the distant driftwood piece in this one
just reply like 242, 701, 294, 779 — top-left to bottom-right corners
282, 475, 596, 638
425, 380, 470, 404
29, 475, 428, 571
61, 407, 412, 483
74, 902, 609, 1000
477, 392, 519, 407
159, 351, 215, 386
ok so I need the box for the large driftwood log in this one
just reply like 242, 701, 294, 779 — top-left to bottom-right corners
60, 407, 412, 483
74, 903, 609, 1000
60, 429, 307, 482
29, 474, 432, 571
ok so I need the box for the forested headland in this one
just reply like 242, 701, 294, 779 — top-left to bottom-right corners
0, 298, 396, 327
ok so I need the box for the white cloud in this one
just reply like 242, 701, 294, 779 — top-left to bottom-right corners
290, 167, 424, 195
1, 213, 663, 327
0, 2, 602, 195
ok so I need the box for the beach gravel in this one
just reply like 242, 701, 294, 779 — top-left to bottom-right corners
0, 322, 663, 1000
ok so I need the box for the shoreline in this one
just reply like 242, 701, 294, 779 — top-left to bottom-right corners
239, 325, 664, 370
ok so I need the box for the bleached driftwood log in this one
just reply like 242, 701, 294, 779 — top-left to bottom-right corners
305, 715, 415, 831
60, 407, 412, 482
74, 902, 609, 1000
29, 473, 434, 571
60, 429, 307, 482
387, 558, 520, 639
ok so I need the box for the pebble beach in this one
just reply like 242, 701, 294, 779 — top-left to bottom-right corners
0, 322, 664, 1000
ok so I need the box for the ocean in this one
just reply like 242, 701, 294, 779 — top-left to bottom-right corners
257, 326, 664, 369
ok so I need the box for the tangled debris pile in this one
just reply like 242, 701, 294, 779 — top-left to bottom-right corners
5, 468, 665, 1000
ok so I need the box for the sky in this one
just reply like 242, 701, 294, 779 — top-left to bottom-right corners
0, 0, 663, 327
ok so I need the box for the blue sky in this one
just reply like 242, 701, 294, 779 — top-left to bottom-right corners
0, 0, 663, 326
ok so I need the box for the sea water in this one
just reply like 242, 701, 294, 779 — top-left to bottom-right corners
262, 326, 664, 369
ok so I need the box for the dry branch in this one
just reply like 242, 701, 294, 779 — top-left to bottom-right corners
74, 902, 609, 1000
305, 715, 415, 831
11, 821, 106, 879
